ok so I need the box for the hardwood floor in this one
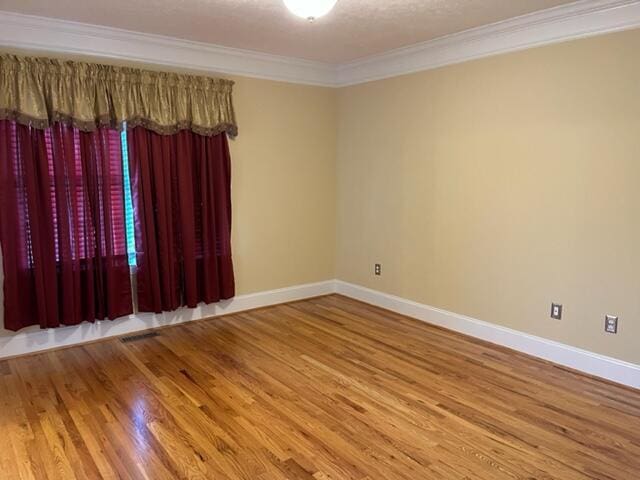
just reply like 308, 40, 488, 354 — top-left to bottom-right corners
1, 294, 639, 479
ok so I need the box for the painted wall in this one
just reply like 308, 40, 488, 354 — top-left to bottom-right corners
336, 29, 640, 364
229, 76, 336, 293
0, 72, 337, 338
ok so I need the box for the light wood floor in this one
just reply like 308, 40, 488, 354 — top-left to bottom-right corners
1, 295, 639, 479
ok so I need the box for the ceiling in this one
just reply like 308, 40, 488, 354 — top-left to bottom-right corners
0, 0, 578, 63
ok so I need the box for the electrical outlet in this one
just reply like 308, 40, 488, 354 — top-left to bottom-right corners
605, 315, 618, 334
374, 263, 381, 276
551, 303, 562, 320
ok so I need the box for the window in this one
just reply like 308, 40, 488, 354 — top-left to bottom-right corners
1, 119, 234, 331
4, 122, 136, 266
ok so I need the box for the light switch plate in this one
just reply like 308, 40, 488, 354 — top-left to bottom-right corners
551, 303, 562, 320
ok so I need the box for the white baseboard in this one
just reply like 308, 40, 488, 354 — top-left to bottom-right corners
2, 278, 638, 390
335, 280, 640, 389
0, 280, 335, 359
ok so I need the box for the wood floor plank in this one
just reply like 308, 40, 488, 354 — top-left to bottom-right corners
0, 294, 638, 479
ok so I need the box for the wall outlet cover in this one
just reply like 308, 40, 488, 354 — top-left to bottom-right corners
605, 315, 618, 334
551, 303, 562, 320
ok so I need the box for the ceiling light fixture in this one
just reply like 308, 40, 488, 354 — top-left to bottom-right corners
283, 0, 338, 22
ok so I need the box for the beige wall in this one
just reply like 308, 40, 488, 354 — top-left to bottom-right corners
336, 29, 640, 364
0, 72, 337, 335
229, 75, 336, 294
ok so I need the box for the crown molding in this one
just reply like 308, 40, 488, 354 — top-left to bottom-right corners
1, 0, 639, 88
337, 0, 640, 86
0, 10, 336, 87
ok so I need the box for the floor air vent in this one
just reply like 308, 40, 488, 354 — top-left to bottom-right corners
120, 331, 159, 343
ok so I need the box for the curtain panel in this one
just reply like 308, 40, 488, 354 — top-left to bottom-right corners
0, 54, 238, 138
129, 127, 235, 313
0, 120, 133, 331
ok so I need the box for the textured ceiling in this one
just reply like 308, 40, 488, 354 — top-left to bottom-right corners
0, 0, 577, 63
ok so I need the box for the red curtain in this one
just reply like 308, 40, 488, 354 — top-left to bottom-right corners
0, 120, 133, 331
128, 127, 234, 313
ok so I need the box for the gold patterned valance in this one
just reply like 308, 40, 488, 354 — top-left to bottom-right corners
0, 54, 237, 137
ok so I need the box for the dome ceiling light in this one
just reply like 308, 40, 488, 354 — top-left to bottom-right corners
283, 0, 338, 22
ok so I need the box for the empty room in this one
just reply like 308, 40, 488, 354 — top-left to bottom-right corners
0, 0, 639, 478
